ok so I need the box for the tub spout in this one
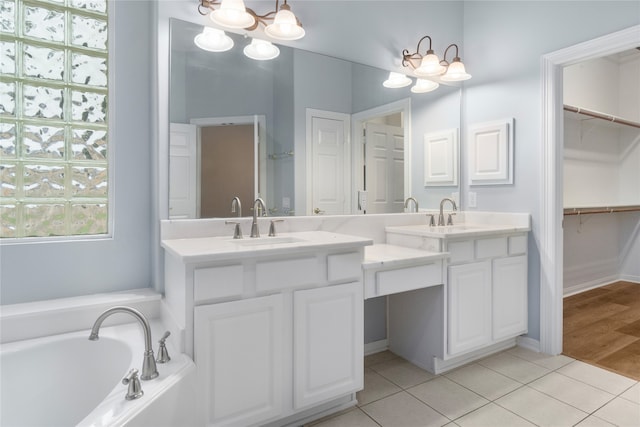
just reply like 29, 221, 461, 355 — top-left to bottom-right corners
89, 306, 159, 380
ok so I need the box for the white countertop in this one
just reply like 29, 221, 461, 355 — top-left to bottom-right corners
162, 231, 373, 263
363, 244, 448, 270
385, 223, 530, 239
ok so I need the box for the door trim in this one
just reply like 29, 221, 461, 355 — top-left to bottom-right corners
351, 98, 412, 214
539, 25, 639, 355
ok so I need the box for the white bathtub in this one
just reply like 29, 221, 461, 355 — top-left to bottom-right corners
0, 321, 197, 427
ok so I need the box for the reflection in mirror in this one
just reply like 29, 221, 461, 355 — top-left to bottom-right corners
169, 18, 461, 218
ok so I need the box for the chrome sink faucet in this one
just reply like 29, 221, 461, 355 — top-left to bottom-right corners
89, 306, 159, 380
231, 196, 242, 217
404, 197, 419, 213
251, 198, 267, 238
438, 197, 458, 226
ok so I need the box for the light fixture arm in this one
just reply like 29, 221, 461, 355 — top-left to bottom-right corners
402, 35, 436, 69
441, 43, 460, 66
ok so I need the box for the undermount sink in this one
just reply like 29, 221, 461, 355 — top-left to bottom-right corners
231, 236, 305, 246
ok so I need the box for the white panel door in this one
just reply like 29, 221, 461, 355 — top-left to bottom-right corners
293, 282, 363, 409
308, 111, 350, 215
448, 261, 492, 356
493, 255, 528, 340
194, 295, 284, 427
169, 123, 197, 218
365, 122, 404, 213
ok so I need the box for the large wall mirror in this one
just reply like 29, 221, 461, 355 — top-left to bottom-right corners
169, 18, 461, 219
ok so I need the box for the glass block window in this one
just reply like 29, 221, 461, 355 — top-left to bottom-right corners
0, 0, 108, 238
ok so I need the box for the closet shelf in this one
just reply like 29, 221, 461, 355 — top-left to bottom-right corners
563, 104, 640, 130
564, 205, 640, 216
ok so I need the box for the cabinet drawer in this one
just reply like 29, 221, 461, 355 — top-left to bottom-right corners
376, 262, 442, 296
509, 235, 527, 255
256, 256, 319, 292
448, 240, 474, 263
328, 252, 361, 282
476, 237, 507, 259
194, 264, 243, 302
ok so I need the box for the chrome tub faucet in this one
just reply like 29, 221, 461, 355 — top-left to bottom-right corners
89, 306, 159, 380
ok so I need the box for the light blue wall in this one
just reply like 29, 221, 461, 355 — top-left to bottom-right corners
462, 1, 640, 340
0, 0, 153, 304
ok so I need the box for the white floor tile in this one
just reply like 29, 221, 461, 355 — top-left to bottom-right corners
557, 360, 637, 395
445, 363, 522, 400
574, 415, 617, 427
357, 368, 402, 406
456, 402, 535, 427
361, 391, 450, 427
478, 351, 551, 384
370, 357, 437, 389
495, 386, 588, 426
507, 346, 575, 370
307, 408, 379, 427
620, 382, 640, 404
407, 376, 489, 420
528, 372, 616, 413
593, 397, 640, 427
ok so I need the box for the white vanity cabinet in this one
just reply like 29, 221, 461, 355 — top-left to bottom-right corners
385, 221, 529, 374
446, 235, 528, 357
194, 294, 285, 427
162, 232, 371, 427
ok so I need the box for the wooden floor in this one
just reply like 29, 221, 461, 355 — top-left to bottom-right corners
563, 281, 640, 381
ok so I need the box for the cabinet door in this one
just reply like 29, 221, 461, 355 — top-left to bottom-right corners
293, 282, 363, 409
194, 295, 284, 427
448, 261, 492, 356
493, 255, 528, 340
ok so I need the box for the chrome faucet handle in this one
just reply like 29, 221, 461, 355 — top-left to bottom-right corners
426, 214, 436, 227
122, 369, 144, 400
225, 221, 243, 239
269, 219, 284, 237
156, 331, 171, 364
447, 212, 456, 225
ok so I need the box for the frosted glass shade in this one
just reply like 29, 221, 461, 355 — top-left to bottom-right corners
243, 38, 280, 60
210, 0, 255, 29
411, 78, 439, 93
441, 60, 471, 81
383, 72, 412, 88
193, 27, 234, 52
415, 52, 445, 76
264, 8, 305, 40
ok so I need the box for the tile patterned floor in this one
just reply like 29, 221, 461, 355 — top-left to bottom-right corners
307, 347, 640, 427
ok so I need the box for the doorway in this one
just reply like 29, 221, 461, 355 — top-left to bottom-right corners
352, 99, 412, 214
539, 25, 639, 356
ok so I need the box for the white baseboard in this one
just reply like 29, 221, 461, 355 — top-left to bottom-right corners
564, 275, 640, 297
517, 336, 541, 353
364, 339, 388, 356
619, 275, 640, 284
